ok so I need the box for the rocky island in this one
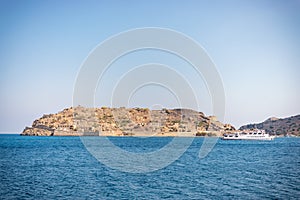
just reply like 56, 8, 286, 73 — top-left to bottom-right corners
21, 106, 236, 136
22, 106, 300, 137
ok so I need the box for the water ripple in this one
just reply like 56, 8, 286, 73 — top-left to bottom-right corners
0, 135, 299, 199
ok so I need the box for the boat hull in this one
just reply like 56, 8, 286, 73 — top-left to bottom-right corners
222, 136, 275, 140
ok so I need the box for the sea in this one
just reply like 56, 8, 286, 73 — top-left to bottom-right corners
0, 134, 299, 199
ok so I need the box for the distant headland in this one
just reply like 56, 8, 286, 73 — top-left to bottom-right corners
21, 106, 300, 137
240, 115, 300, 136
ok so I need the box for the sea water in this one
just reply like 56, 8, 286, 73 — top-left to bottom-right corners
0, 135, 299, 199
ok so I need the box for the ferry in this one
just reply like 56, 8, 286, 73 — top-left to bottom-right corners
222, 129, 275, 140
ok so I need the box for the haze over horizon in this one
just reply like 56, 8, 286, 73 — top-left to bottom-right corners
0, 0, 299, 133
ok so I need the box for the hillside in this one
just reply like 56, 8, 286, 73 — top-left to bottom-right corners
239, 115, 300, 136
21, 106, 235, 136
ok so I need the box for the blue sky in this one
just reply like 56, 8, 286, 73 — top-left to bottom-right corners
0, 0, 299, 132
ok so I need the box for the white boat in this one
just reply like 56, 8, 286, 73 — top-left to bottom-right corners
222, 129, 275, 140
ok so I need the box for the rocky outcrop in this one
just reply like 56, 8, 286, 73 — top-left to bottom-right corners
22, 126, 54, 136
239, 115, 300, 136
21, 106, 235, 136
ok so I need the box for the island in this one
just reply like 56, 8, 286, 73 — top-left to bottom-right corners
21, 106, 300, 137
21, 106, 235, 136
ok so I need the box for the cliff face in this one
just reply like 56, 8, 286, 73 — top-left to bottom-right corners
21, 107, 235, 136
239, 115, 300, 136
